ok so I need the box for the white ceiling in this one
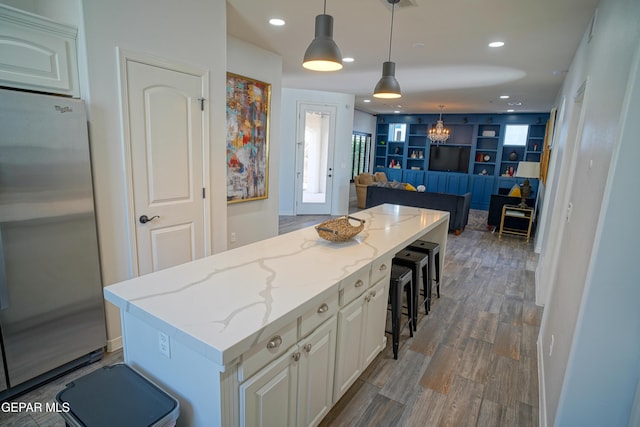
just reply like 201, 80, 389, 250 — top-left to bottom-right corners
227, 0, 598, 115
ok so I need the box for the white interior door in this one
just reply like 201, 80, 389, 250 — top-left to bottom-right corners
295, 103, 337, 215
125, 59, 206, 274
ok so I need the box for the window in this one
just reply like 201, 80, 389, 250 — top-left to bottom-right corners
388, 123, 407, 142
503, 124, 529, 146
351, 132, 371, 181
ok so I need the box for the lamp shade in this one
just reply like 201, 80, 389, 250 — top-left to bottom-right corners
373, 61, 401, 99
515, 161, 540, 178
303, 14, 343, 71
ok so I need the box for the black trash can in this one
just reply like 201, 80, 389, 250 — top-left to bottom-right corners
56, 363, 179, 427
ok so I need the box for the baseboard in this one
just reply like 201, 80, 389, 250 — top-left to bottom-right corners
538, 337, 548, 427
107, 335, 123, 352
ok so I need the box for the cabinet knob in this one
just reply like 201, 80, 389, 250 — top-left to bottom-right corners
370, 290, 377, 298
292, 352, 301, 362
355, 279, 364, 288
317, 303, 329, 314
379, 264, 387, 271
365, 295, 371, 303
266, 335, 282, 350
303, 343, 312, 353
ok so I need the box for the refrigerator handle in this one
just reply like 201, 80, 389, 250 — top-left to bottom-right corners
0, 228, 8, 310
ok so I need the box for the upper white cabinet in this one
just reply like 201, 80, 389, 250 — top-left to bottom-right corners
0, 4, 80, 97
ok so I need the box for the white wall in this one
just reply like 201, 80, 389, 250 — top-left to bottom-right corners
79, 0, 228, 347
353, 109, 377, 171
279, 88, 355, 216
226, 36, 282, 248
353, 109, 376, 135
536, 0, 640, 424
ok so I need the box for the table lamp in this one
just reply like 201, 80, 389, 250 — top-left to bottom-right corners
515, 161, 540, 208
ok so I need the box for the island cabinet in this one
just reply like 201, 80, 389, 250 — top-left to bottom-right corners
333, 260, 390, 402
104, 204, 449, 426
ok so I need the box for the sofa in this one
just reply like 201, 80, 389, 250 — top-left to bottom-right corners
365, 185, 471, 235
354, 172, 389, 209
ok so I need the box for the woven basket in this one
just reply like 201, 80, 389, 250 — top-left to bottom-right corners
315, 216, 366, 242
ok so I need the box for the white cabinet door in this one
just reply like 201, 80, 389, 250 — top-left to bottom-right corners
362, 279, 389, 366
297, 317, 337, 427
333, 293, 366, 402
0, 5, 79, 97
240, 347, 299, 427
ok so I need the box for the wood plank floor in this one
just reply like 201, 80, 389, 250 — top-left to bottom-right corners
310, 208, 543, 427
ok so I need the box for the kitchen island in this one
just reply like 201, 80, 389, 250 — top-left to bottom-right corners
104, 204, 449, 426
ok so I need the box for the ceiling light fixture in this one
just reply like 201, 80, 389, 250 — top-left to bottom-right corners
343, 57, 355, 63
303, 0, 343, 72
373, 0, 401, 99
428, 105, 450, 143
489, 41, 505, 48
269, 18, 285, 26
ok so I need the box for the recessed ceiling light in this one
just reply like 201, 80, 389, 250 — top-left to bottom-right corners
394, 110, 401, 114
488, 41, 505, 48
507, 109, 515, 112
363, 99, 371, 103
343, 57, 355, 63
269, 18, 285, 26
500, 95, 509, 99
507, 101, 522, 106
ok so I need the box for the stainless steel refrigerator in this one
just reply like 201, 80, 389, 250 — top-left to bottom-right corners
0, 88, 106, 398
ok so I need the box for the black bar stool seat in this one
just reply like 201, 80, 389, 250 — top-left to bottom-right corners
386, 265, 414, 360
408, 240, 441, 310
393, 249, 429, 329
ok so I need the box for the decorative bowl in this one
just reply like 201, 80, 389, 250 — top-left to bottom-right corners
315, 216, 365, 242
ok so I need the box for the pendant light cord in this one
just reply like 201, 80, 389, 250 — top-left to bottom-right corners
388, 2, 396, 61
324, 0, 327, 14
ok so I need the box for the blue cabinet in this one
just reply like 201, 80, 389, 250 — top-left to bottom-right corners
403, 170, 426, 187
426, 171, 448, 193
470, 175, 495, 210
425, 172, 468, 194
386, 168, 403, 182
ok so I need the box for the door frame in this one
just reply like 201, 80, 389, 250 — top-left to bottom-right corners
117, 48, 210, 277
294, 102, 338, 215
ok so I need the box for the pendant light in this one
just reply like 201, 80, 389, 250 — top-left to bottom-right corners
373, 0, 401, 99
303, 0, 343, 72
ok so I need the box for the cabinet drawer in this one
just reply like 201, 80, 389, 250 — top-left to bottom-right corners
300, 291, 339, 338
340, 268, 370, 306
371, 256, 392, 284
238, 320, 297, 382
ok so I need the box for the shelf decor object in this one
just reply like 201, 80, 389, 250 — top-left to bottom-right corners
428, 105, 450, 143
373, 0, 401, 99
226, 73, 271, 203
515, 161, 540, 208
303, 0, 343, 71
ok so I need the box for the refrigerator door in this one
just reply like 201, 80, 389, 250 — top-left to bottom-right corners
0, 89, 106, 387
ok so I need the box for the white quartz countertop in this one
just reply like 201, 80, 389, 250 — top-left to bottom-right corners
104, 204, 449, 367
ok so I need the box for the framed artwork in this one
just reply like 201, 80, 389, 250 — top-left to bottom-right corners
539, 106, 557, 184
226, 73, 271, 203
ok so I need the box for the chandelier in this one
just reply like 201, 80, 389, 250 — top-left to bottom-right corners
428, 105, 450, 143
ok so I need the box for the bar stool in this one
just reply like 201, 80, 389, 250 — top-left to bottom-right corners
393, 249, 429, 330
408, 240, 441, 312
386, 265, 414, 360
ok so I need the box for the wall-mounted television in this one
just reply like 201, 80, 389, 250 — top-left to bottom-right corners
428, 145, 471, 173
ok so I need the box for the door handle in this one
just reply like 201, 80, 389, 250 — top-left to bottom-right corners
139, 215, 160, 224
